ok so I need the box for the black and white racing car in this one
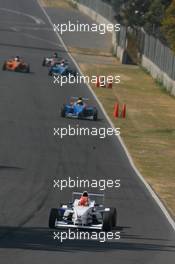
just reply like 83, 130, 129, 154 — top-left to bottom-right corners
42, 52, 62, 67
49, 192, 117, 231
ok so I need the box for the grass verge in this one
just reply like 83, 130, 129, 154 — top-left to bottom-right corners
72, 54, 175, 218
41, 0, 76, 8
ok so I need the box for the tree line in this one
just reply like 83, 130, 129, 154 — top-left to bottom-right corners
103, 0, 175, 52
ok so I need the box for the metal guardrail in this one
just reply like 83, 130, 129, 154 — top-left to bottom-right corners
75, 0, 115, 23
144, 33, 175, 80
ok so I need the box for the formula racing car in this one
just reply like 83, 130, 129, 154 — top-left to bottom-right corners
49, 192, 117, 231
2, 56, 30, 73
48, 60, 76, 77
42, 52, 61, 67
61, 97, 98, 121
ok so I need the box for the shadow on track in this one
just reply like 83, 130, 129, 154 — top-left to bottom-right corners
0, 226, 174, 253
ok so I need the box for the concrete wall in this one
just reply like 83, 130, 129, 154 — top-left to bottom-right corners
142, 56, 175, 96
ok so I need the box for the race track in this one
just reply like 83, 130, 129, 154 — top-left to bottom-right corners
0, 0, 174, 263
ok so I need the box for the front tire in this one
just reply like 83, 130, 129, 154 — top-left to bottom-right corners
78, 112, 83, 119
25, 65, 30, 73
14, 67, 19, 72
110, 207, 117, 227
49, 208, 61, 228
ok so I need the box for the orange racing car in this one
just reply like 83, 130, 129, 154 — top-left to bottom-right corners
2, 56, 30, 73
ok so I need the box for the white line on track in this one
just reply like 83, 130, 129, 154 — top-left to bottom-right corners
0, 8, 45, 25
37, 0, 175, 231
13, 26, 51, 31
21, 32, 62, 47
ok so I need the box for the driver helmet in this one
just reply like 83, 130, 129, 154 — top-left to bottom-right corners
78, 191, 89, 206
60, 59, 65, 66
82, 191, 88, 197
77, 96, 83, 105
53, 52, 58, 58
14, 56, 20, 61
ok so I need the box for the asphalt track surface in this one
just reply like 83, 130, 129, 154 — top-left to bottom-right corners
0, 1, 174, 263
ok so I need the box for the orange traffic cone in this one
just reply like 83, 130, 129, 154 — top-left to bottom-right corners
96, 76, 100, 87
107, 79, 113, 89
100, 76, 106, 87
122, 104, 126, 118
113, 103, 119, 118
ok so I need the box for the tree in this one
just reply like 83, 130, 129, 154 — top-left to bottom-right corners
116, 0, 171, 32
121, 0, 151, 27
162, 0, 175, 51
102, 0, 126, 16
144, 0, 171, 37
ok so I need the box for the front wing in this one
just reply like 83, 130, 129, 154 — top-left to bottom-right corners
55, 220, 102, 230
65, 112, 94, 120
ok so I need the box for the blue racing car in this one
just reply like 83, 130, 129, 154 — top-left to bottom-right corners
48, 61, 76, 76
61, 97, 98, 121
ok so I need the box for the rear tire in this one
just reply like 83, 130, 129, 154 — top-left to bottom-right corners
72, 69, 76, 76
61, 105, 66, 117
49, 208, 61, 229
102, 207, 116, 231
42, 58, 46, 66
93, 108, 98, 121
2, 62, 6, 71
102, 211, 112, 231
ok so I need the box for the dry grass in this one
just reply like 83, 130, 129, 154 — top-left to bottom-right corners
41, 0, 76, 8
68, 46, 112, 57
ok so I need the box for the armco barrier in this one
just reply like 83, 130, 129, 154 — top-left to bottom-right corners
142, 55, 175, 96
